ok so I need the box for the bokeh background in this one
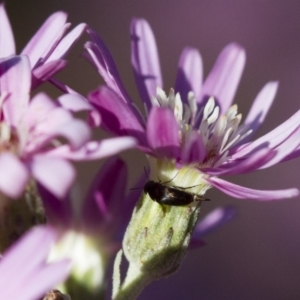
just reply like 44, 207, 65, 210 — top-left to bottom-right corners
3, 0, 300, 299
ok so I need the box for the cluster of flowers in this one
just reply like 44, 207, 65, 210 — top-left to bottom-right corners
1, 4, 300, 300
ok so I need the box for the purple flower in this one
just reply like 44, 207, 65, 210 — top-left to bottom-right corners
85, 19, 300, 201
0, 226, 71, 300
0, 55, 89, 199
0, 55, 136, 199
0, 3, 86, 89
37, 157, 133, 296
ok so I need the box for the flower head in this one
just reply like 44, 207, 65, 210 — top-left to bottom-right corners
0, 55, 91, 199
0, 3, 86, 89
85, 19, 300, 201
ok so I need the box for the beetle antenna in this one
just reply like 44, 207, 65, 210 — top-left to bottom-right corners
161, 172, 179, 185
144, 166, 150, 180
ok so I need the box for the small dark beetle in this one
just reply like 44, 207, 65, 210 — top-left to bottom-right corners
144, 180, 209, 206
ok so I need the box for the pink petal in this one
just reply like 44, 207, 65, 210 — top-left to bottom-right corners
26, 92, 57, 128
85, 30, 132, 104
28, 107, 90, 151
199, 43, 246, 114
233, 109, 300, 159
205, 147, 276, 175
207, 177, 299, 200
85, 30, 144, 125
0, 152, 29, 198
47, 23, 87, 61
43, 137, 137, 161
88, 86, 147, 145
147, 107, 180, 158
57, 93, 94, 112
193, 206, 236, 238
242, 81, 278, 140
181, 131, 206, 164
31, 59, 67, 89
175, 47, 203, 102
19, 260, 70, 300
131, 18, 163, 110
31, 156, 75, 199
19, 260, 72, 300
21, 12, 68, 68
0, 226, 57, 279
49, 78, 78, 94
0, 3, 15, 57
259, 125, 300, 169
0, 56, 31, 126
52, 118, 91, 150
0, 226, 71, 300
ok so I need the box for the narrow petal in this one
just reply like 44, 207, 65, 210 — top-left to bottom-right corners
131, 18, 163, 111
85, 30, 132, 104
0, 56, 31, 126
259, 125, 300, 169
19, 260, 70, 300
47, 23, 87, 61
43, 137, 137, 161
49, 78, 78, 94
147, 107, 180, 158
192, 206, 236, 238
0, 226, 56, 278
57, 93, 94, 112
205, 147, 276, 175
207, 177, 299, 200
281, 147, 300, 162
200, 43, 246, 114
181, 131, 206, 164
0, 152, 29, 198
30, 156, 75, 199
31, 59, 67, 89
88, 86, 147, 145
242, 81, 278, 140
82, 157, 127, 233
175, 47, 203, 102
0, 3, 16, 57
21, 12, 68, 68
233, 109, 300, 159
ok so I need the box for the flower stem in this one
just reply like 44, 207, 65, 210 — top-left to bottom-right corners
113, 263, 151, 300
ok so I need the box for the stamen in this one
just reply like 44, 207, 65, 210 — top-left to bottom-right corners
156, 87, 168, 106
151, 96, 160, 107
203, 97, 215, 120
219, 128, 233, 154
207, 106, 219, 125
222, 134, 241, 153
174, 92, 183, 121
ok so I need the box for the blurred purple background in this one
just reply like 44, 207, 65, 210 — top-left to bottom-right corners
4, 0, 300, 299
